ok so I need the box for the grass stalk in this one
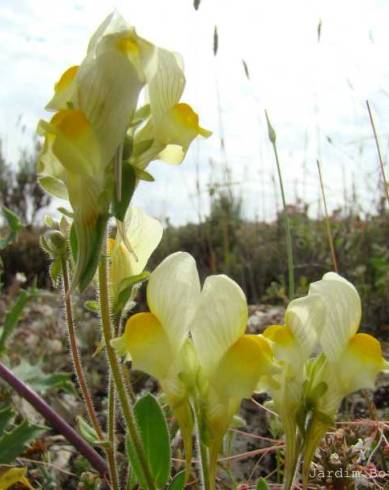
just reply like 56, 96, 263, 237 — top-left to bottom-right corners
316, 160, 338, 272
366, 100, 389, 206
265, 110, 295, 299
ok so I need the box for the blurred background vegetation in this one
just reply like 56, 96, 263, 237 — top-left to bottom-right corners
2, 141, 389, 339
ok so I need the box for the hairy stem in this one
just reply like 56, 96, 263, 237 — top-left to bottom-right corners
0, 360, 108, 477
61, 257, 119, 490
98, 239, 156, 490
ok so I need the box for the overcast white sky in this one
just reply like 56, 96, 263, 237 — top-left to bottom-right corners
1, 0, 389, 224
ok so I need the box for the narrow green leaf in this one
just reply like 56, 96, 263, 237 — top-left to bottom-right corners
135, 104, 151, 120
49, 256, 62, 287
122, 134, 134, 160
77, 416, 107, 447
113, 272, 150, 315
134, 167, 155, 182
131, 104, 151, 127
127, 394, 171, 488
0, 207, 22, 249
0, 419, 45, 464
168, 471, 186, 490
256, 478, 269, 490
0, 290, 30, 353
0, 406, 15, 436
132, 139, 154, 157
112, 163, 136, 222
73, 212, 109, 292
39, 176, 68, 200
69, 223, 77, 263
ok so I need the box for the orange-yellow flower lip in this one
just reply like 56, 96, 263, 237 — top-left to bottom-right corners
263, 324, 294, 346
54, 65, 79, 93
348, 333, 384, 366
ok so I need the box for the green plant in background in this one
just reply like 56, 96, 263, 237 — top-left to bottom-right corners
0, 143, 51, 226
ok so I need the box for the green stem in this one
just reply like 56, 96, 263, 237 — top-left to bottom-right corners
61, 257, 119, 490
265, 110, 295, 299
98, 240, 156, 490
316, 160, 338, 272
273, 143, 295, 300
193, 400, 213, 490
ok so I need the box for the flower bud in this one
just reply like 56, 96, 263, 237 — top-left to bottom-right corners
42, 230, 67, 257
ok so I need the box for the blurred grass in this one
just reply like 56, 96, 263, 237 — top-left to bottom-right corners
4, 191, 389, 338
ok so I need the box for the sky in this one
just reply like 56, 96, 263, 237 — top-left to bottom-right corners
1, 0, 389, 224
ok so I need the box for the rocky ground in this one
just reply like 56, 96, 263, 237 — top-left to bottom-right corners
0, 290, 388, 488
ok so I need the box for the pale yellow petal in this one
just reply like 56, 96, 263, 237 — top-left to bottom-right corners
335, 333, 386, 394
285, 293, 323, 358
122, 207, 163, 274
110, 208, 163, 300
146, 47, 185, 125
87, 11, 129, 54
158, 144, 185, 164
111, 312, 173, 380
76, 48, 142, 166
191, 274, 248, 375
309, 272, 361, 361
147, 252, 201, 353
211, 334, 274, 402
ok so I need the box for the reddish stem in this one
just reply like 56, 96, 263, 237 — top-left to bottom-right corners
0, 361, 108, 477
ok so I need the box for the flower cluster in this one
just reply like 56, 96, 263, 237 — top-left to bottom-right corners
110, 229, 388, 487
38, 12, 210, 291
261, 273, 389, 488
37, 12, 388, 490
112, 251, 276, 480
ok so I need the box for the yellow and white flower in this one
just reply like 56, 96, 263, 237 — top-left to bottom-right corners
38, 12, 157, 290
112, 252, 201, 474
261, 293, 324, 489
108, 207, 163, 310
111, 252, 274, 482
130, 47, 211, 169
301, 272, 388, 486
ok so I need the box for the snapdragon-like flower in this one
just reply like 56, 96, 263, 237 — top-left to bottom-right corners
111, 252, 274, 481
38, 12, 156, 290
38, 12, 211, 291
130, 47, 211, 169
263, 272, 387, 489
108, 207, 163, 312
261, 293, 324, 489
300, 273, 388, 486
